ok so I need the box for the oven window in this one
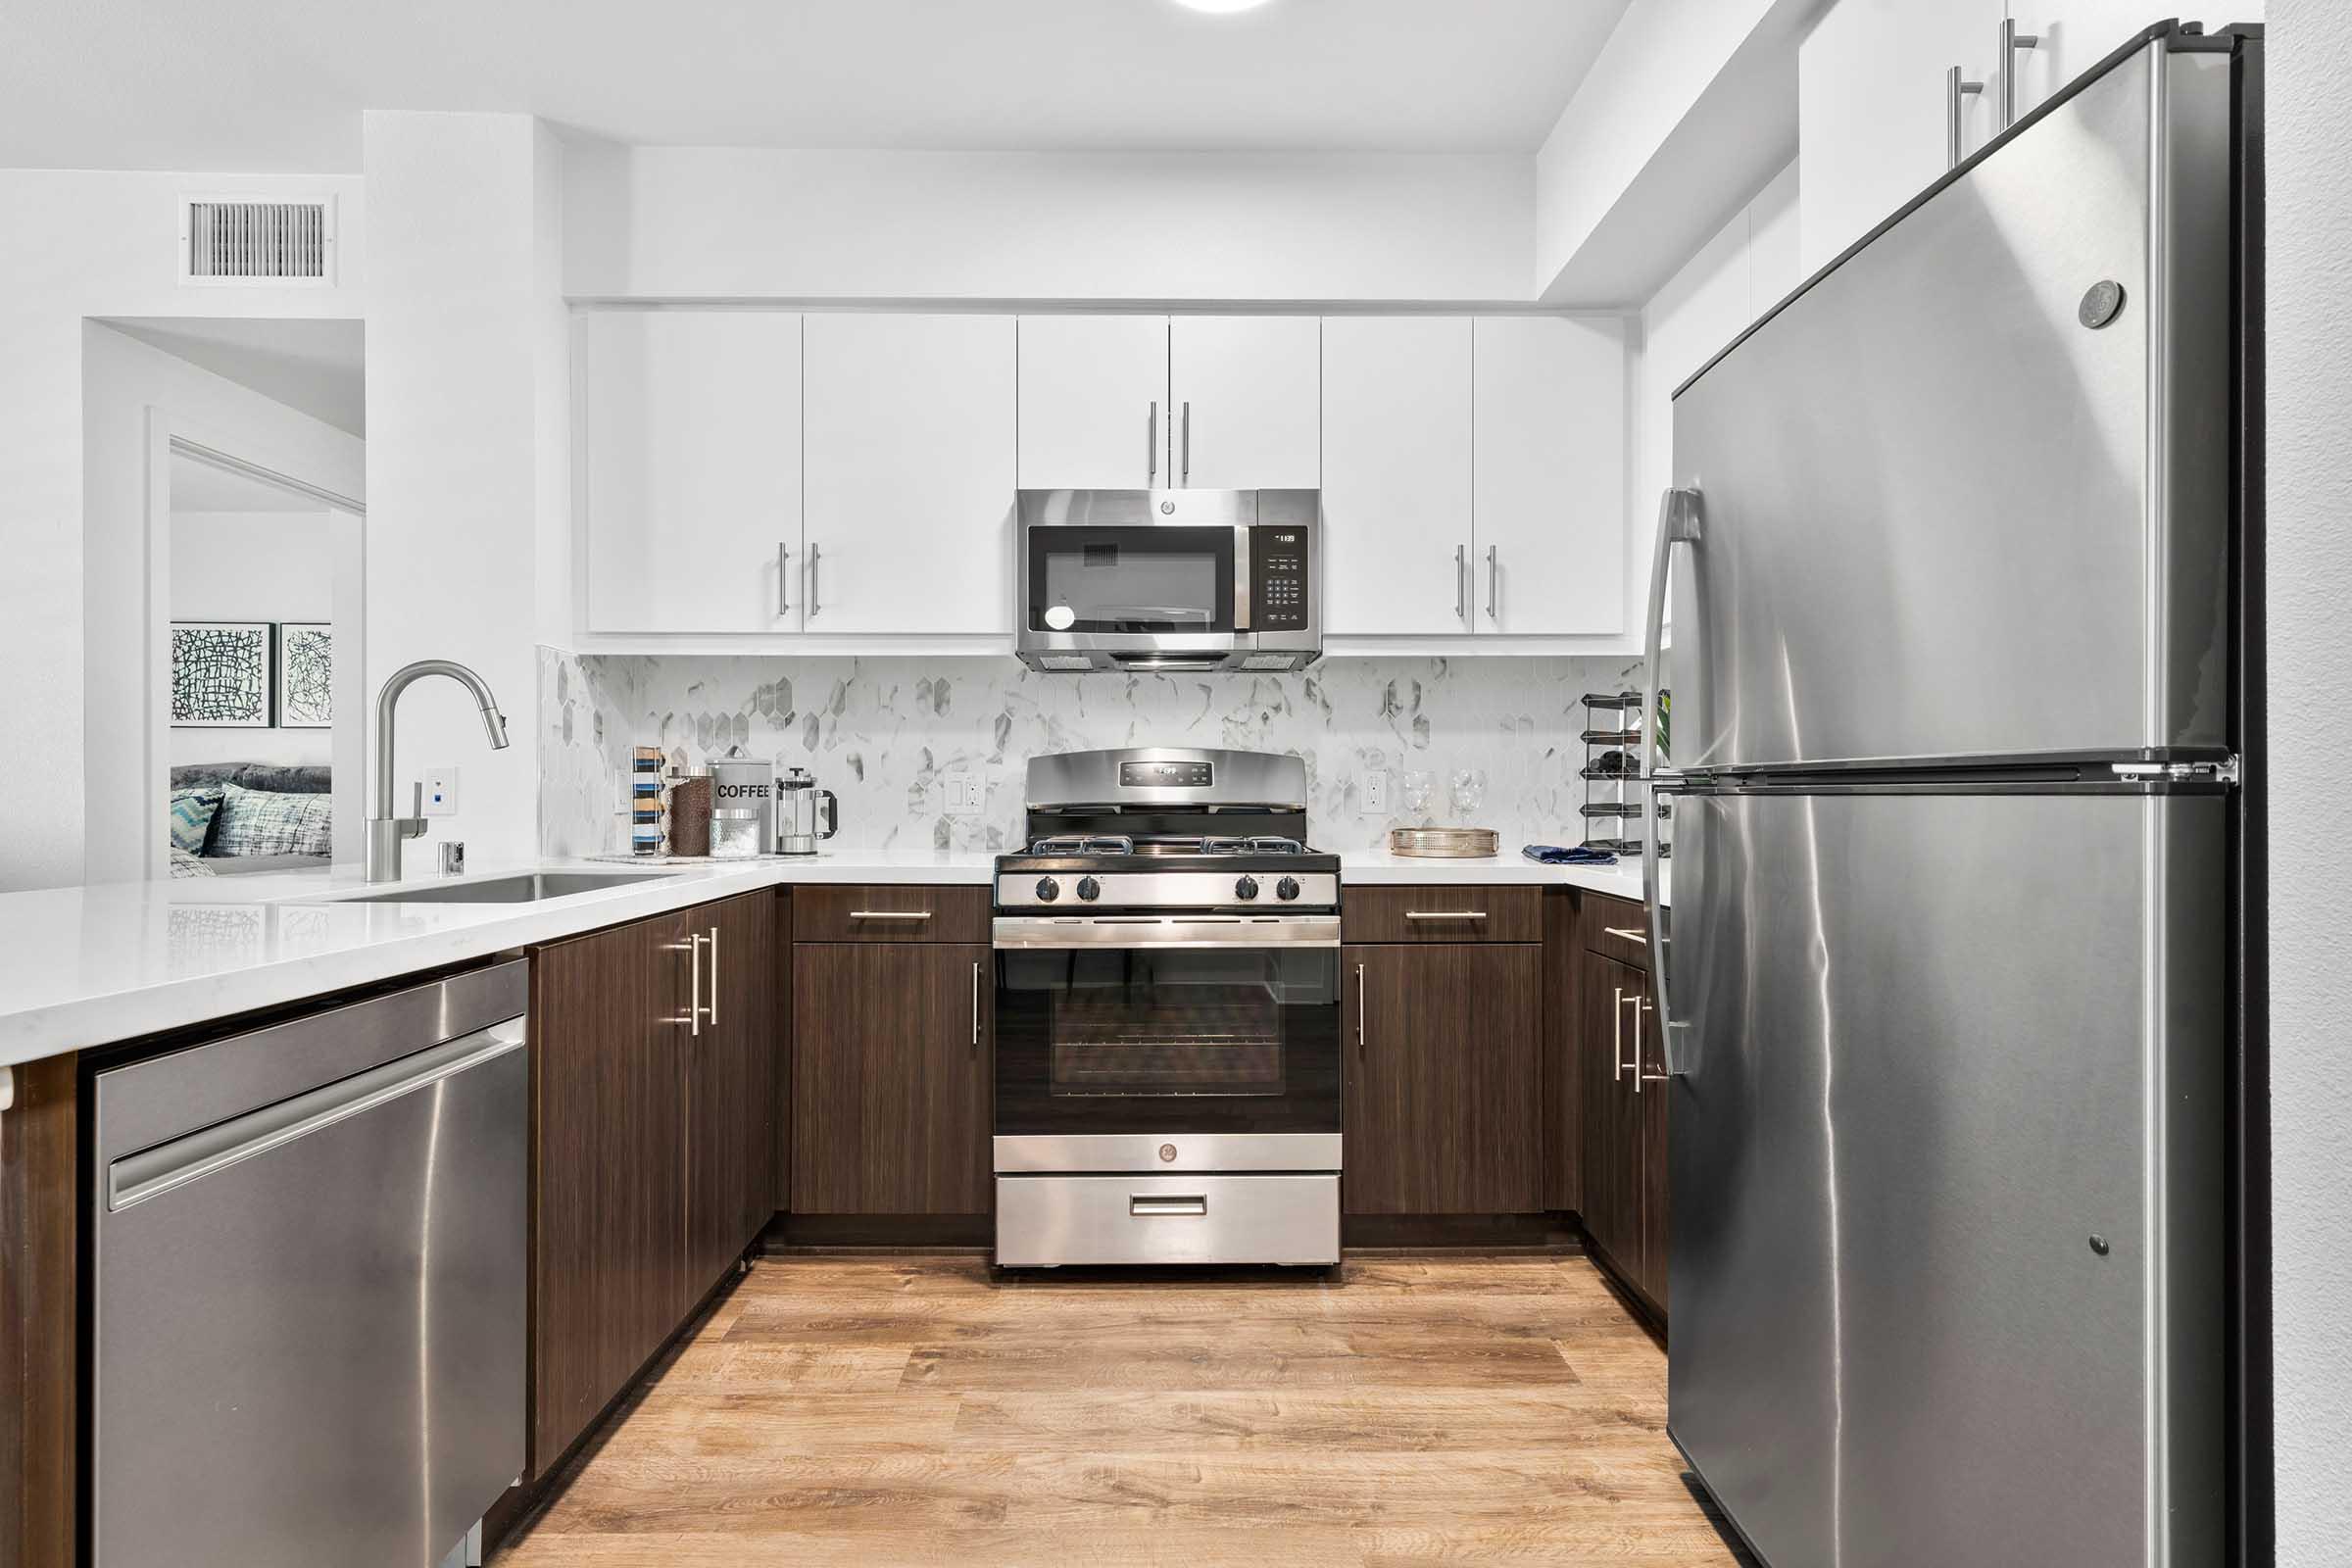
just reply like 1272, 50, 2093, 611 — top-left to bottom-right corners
1029, 526, 1234, 634
996, 946, 1341, 1136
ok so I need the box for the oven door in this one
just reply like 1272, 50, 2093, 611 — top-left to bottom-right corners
993, 914, 1342, 1173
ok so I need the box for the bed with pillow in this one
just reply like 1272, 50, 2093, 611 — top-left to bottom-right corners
168, 763, 333, 877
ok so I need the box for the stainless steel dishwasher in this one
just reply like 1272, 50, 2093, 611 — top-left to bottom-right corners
90, 959, 529, 1568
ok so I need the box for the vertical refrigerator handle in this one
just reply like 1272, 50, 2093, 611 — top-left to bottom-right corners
1644, 487, 1700, 1078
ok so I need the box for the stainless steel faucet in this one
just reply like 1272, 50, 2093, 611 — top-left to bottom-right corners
367, 660, 510, 883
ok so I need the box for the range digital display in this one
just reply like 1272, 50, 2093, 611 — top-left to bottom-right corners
1119, 760, 1213, 789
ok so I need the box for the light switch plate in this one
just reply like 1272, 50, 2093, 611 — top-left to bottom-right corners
422, 766, 459, 817
1360, 769, 1389, 814
943, 770, 981, 816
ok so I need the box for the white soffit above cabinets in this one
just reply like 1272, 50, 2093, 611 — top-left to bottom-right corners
0, 0, 1630, 173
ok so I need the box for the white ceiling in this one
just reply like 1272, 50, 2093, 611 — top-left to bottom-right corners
170, 451, 331, 513
105, 318, 366, 436
0, 0, 1630, 172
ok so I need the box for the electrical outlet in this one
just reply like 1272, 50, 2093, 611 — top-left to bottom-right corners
1360, 769, 1389, 814
943, 770, 981, 816
421, 766, 459, 817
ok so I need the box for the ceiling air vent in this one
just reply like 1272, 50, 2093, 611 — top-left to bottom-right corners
179, 196, 336, 285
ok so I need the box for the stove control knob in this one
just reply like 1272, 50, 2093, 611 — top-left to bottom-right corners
1276, 876, 1301, 902
1235, 875, 1260, 901
1034, 876, 1060, 903
1076, 876, 1102, 902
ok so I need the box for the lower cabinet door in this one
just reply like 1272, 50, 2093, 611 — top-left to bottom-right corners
792, 942, 992, 1214
529, 909, 692, 1473
1639, 1012, 1671, 1312
1343, 944, 1542, 1214
1578, 951, 1646, 1279
686, 890, 777, 1291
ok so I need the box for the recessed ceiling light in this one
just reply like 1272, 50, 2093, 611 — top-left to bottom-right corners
1172, 0, 1276, 14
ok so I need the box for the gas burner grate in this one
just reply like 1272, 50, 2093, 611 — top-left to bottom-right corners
1028, 834, 1136, 856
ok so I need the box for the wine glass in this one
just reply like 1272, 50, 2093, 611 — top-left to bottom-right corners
1400, 769, 1434, 822
1448, 768, 1487, 821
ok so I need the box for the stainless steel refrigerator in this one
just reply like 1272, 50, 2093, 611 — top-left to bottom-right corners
1644, 23, 2258, 1568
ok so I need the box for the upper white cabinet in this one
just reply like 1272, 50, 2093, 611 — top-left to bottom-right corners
1798, 0, 2006, 272
1017, 315, 1169, 490
1321, 318, 1473, 636
1168, 316, 1321, 490
1473, 317, 1628, 637
802, 314, 1016, 636
581, 311, 803, 633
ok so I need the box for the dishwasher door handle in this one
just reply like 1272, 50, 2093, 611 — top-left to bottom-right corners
106, 1021, 526, 1212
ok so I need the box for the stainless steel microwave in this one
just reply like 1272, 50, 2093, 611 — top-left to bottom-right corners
1014, 489, 1321, 673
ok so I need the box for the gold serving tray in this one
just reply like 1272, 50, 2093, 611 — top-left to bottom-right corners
1387, 826, 1500, 859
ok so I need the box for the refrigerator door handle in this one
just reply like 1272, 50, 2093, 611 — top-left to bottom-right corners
1644, 487, 1700, 1074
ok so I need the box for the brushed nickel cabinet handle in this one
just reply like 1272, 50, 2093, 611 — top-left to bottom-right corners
1356, 961, 1367, 1048
849, 909, 932, 921
808, 540, 821, 617
687, 934, 703, 1038
1404, 910, 1487, 921
2000, 18, 2038, 129
970, 960, 981, 1047
777, 542, 790, 614
1601, 925, 1646, 944
1613, 985, 1628, 1083
707, 925, 720, 1027
1486, 544, 1498, 622
1455, 543, 1467, 623
1946, 65, 1984, 169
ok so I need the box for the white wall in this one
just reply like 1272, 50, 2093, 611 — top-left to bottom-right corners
0, 169, 363, 891
1628, 161, 1801, 637
78, 322, 366, 883
564, 145, 1534, 302
168, 509, 334, 768
363, 112, 564, 867
2267, 6, 2351, 1561
1535, 0, 1805, 303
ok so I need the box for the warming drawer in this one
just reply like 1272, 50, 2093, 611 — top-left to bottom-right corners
995, 1172, 1340, 1267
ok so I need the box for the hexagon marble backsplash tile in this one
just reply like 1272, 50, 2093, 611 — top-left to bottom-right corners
539, 648, 1645, 859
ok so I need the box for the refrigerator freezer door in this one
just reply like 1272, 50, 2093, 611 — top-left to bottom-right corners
1665, 787, 2225, 1567
1668, 41, 2234, 773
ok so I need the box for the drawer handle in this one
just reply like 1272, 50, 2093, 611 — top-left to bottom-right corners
1404, 910, 1487, 921
1131, 1196, 1208, 1217
1601, 925, 1646, 943
849, 909, 932, 921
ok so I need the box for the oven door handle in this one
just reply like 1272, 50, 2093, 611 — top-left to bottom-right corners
991, 915, 1341, 951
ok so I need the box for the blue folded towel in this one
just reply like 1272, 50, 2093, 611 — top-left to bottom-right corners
1521, 843, 1619, 866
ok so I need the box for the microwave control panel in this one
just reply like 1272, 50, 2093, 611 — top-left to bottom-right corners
1249, 526, 1312, 632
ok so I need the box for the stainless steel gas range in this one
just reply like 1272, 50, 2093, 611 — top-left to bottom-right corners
992, 747, 1343, 1268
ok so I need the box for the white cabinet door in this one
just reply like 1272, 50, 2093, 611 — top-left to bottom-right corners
1017, 315, 1168, 490
1321, 318, 1474, 636
1169, 316, 1321, 490
581, 311, 802, 633
2005, 2, 2259, 121
1798, 0, 2007, 272
803, 315, 1016, 636
1472, 317, 1627, 637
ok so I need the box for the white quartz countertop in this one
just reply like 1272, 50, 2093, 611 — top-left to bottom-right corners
0, 847, 1664, 1067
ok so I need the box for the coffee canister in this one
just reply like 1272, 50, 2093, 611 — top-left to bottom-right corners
709, 759, 776, 858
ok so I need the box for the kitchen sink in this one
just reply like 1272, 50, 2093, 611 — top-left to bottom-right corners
327, 871, 680, 905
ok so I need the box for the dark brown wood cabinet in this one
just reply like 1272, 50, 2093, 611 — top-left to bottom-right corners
528, 891, 777, 1475
792, 940, 991, 1215
1577, 892, 1669, 1318
1341, 940, 1543, 1214
1341, 884, 1544, 944
683, 890, 777, 1291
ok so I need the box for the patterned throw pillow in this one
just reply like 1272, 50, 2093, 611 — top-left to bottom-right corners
169, 786, 223, 855
169, 845, 219, 878
211, 782, 333, 858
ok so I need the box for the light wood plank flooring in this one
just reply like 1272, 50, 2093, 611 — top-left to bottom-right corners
496, 1253, 1745, 1566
